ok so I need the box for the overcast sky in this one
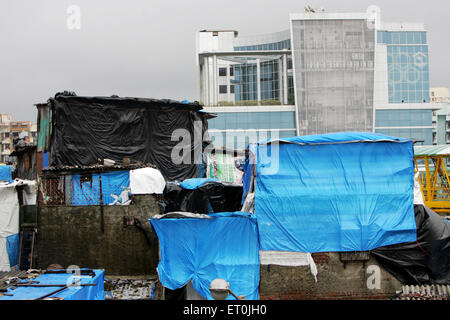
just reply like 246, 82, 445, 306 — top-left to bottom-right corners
1, 0, 449, 122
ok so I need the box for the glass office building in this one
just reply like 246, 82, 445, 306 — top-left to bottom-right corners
197, 9, 436, 148
290, 17, 375, 135
377, 31, 430, 104
374, 26, 434, 144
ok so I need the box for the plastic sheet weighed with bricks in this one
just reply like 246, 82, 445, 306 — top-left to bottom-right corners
49, 94, 209, 181
150, 212, 260, 300
249, 132, 417, 253
0, 269, 105, 300
372, 204, 450, 285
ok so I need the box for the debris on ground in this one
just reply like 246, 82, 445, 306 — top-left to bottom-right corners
104, 277, 157, 300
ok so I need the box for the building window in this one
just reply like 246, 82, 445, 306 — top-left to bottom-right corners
219, 85, 227, 94
230, 85, 235, 94
229, 67, 234, 77
219, 67, 227, 76
13, 132, 18, 137
32, 132, 36, 137
3, 132, 9, 138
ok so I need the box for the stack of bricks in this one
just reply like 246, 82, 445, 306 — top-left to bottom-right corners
311, 252, 329, 264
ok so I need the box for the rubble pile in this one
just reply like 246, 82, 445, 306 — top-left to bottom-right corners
104, 277, 157, 300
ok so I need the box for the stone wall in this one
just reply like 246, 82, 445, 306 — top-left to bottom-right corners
36, 195, 161, 275
259, 252, 403, 300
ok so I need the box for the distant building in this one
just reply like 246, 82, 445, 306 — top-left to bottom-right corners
0, 114, 37, 163
0, 114, 12, 163
197, 8, 439, 147
430, 87, 450, 103
432, 102, 450, 144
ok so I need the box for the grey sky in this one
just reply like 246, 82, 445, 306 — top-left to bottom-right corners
1, 0, 449, 122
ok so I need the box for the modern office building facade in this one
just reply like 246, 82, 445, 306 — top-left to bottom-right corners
373, 20, 435, 144
197, 8, 437, 148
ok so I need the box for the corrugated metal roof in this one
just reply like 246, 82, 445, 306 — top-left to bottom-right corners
414, 145, 450, 156
394, 284, 450, 300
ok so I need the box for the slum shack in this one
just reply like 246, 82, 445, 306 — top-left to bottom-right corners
34, 92, 214, 275
9, 144, 37, 181
150, 132, 449, 300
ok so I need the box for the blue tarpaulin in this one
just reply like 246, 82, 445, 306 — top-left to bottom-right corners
150, 212, 260, 300
100, 171, 130, 205
72, 174, 101, 205
6, 233, 19, 268
0, 165, 12, 182
250, 132, 417, 253
43, 152, 49, 169
71, 171, 130, 205
0, 269, 105, 300
241, 160, 253, 205
179, 178, 219, 190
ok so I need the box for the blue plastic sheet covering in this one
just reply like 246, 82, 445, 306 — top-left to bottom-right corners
0, 269, 105, 300
179, 178, 219, 190
72, 174, 101, 205
241, 160, 253, 205
43, 152, 49, 169
100, 171, 130, 205
0, 165, 12, 182
150, 212, 260, 300
6, 233, 19, 268
71, 171, 130, 205
251, 132, 417, 253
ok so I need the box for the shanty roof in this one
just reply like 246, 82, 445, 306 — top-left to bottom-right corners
414, 145, 450, 156
9, 145, 36, 157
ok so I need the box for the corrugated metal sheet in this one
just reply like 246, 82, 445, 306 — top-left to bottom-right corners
36, 103, 51, 153
414, 145, 450, 156
394, 284, 450, 300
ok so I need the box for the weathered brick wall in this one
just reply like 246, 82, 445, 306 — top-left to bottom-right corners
259, 252, 402, 300
36, 195, 161, 275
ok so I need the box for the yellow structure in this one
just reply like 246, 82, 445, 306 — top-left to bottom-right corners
414, 145, 450, 213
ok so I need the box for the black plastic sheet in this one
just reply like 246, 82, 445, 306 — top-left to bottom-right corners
372, 204, 450, 285
49, 95, 210, 181
163, 181, 243, 214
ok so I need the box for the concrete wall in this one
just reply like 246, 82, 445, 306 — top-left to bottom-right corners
36, 195, 161, 275
259, 252, 403, 300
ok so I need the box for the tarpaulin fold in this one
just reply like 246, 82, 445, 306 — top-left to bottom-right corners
49, 95, 209, 181
372, 204, 450, 285
150, 212, 260, 300
249, 132, 417, 253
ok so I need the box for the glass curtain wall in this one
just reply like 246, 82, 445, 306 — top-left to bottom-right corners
377, 31, 430, 104
291, 19, 375, 135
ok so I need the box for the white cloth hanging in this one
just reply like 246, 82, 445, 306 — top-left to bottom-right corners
259, 251, 318, 282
